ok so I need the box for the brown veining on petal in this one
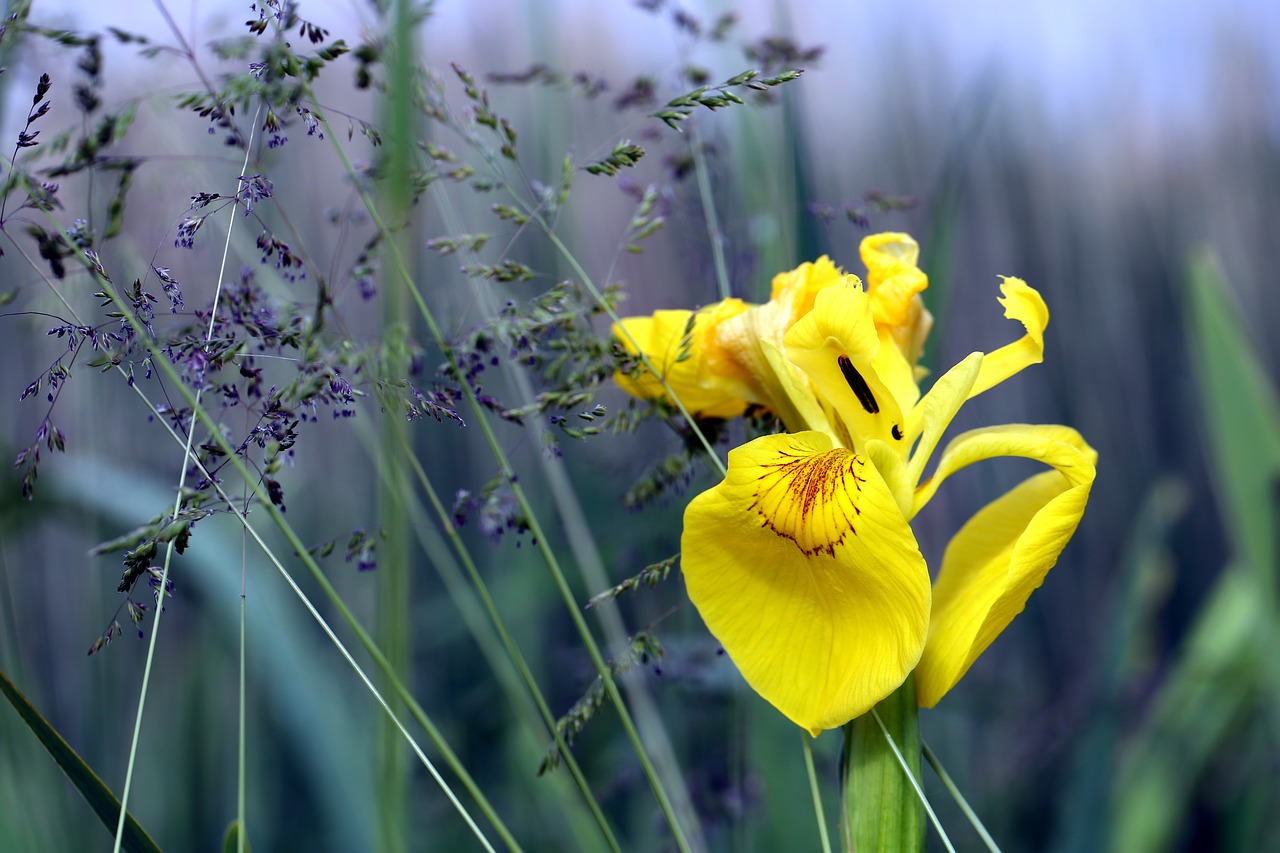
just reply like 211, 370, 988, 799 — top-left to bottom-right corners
750, 448, 865, 556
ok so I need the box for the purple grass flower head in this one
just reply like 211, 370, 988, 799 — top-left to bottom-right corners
237, 174, 273, 214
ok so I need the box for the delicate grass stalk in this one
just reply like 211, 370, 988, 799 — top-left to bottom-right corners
11, 153, 522, 853
362, 401, 623, 853
20, 241, 521, 852
803, 734, 833, 853
111, 102, 261, 853
922, 741, 1001, 853
421, 86, 727, 480
477, 388, 706, 846
689, 120, 732, 302
869, 709, 955, 853
237, 516, 248, 853
495, 444, 695, 853
317, 117, 697, 853
429, 183, 707, 848
116, 379, 504, 853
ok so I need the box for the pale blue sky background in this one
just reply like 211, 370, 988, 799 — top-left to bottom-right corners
35, 0, 1274, 133
31, 0, 1279, 136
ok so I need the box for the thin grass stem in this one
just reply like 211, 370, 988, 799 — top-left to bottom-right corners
363, 402, 624, 853
802, 734, 833, 853
539, 226, 727, 479
430, 182, 706, 848
316, 115, 697, 853
689, 120, 732, 301
237, 517, 248, 853
922, 740, 1002, 853
111, 101, 261, 853
118, 381, 503, 853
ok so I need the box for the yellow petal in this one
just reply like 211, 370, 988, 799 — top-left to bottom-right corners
681, 431, 931, 734
707, 259, 851, 431
769, 255, 846, 317
903, 352, 983, 494
860, 233, 928, 328
865, 437, 912, 519
758, 336, 833, 435
968, 278, 1049, 399
875, 326, 922, 418
911, 425, 1097, 707
785, 283, 912, 449
613, 300, 752, 419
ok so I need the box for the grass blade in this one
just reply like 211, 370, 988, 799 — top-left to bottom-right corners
0, 670, 165, 853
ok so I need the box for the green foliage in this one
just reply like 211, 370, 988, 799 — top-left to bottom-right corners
1110, 253, 1280, 852
0, 671, 165, 853
2, 1, 1276, 851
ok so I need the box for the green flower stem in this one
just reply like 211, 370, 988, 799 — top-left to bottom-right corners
842, 680, 929, 853
922, 740, 1002, 852
317, 118, 697, 853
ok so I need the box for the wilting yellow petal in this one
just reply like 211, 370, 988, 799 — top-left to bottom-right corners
769, 255, 846, 318
911, 425, 1096, 707
861, 233, 933, 370
785, 283, 912, 450
967, 278, 1048, 399
682, 431, 931, 734
861, 233, 928, 328
613, 300, 751, 419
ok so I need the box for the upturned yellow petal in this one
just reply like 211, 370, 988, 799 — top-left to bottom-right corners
911, 425, 1096, 708
785, 283, 913, 449
681, 431, 931, 735
903, 352, 983, 492
613, 299, 752, 419
967, 278, 1049, 399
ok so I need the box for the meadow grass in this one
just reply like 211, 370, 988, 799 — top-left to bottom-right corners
1, 2, 1278, 851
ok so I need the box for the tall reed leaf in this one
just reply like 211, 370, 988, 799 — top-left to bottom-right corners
0, 671, 164, 853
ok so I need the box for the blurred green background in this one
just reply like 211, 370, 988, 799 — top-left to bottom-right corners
1, 1, 1279, 850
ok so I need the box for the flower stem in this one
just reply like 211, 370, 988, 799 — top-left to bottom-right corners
841, 680, 926, 853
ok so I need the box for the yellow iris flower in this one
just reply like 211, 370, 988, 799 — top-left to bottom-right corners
614, 233, 1096, 735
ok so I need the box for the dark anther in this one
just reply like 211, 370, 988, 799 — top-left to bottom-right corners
892, 424, 903, 440
837, 355, 879, 414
